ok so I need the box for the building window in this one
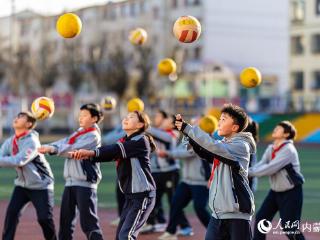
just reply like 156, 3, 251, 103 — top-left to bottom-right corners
291, 36, 304, 55
172, 0, 178, 8
130, 3, 136, 17
291, 0, 305, 22
194, 46, 202, 60
194, 0, 201, 6
316, 0, 320, 15
153, 7, 159, 19
292, 71, 304, 90
313, 71, 320, 89
311, 34, 320, 53
140, 1, 145, 14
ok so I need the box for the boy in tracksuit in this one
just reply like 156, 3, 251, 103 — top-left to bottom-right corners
175, 103, 256, 240
69, 111, 157, 240
158, 138, 211, 240
0, 111, 56, 240
249, 121, 305, 240
38, 103, 104, 240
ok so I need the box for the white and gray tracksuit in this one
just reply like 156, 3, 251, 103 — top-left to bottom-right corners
0, 131, 56, 240
146, 127, 189, 228
46, 124, 104, 240
250, 140, 305, 240
165, 140, 211, 234
182, 125, 256, 240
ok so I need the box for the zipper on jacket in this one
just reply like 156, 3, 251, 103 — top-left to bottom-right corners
230, 166, 239, 204
212, 166, 219, 219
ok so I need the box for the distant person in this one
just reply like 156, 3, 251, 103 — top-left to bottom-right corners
249, 121, 305, 240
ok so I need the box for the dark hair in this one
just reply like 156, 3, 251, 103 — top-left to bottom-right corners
134, 111, 156, 152
80, 103, 104, 123
18, 111, 37, 129
157, 109, 168, 119
244, 118, 259, 142
277, 121, 297, 140
221, 103, 249, 132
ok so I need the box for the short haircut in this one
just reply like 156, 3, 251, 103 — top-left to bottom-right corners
157, 109, 168, 119
221, 103, 249, 132
277, 121, 297, 140
18, 111, 37, 129
80, 103, 104, 123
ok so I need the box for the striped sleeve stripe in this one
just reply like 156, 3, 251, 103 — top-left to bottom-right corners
117, 142, 127, 158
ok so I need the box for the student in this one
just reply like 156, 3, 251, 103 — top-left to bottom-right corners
38, 103, 104, 240
0, 111, 56, 240
249, 121, 305, 240
175, 103, 255, 240
244, 118, 259, 192
69, 111, 157, 240
144, 114, 191, 234
158, 119, 212, 240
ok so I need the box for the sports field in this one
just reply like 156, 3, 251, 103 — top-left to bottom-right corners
0, 144, 319, 239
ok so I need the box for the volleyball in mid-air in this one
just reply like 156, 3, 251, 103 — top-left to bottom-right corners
199, 115, 218, 134
173, 15, 201, 43
129, 28, 148, 45
101, 96, 117, 111
158, 58, 177, 76
127, 98, 144, 112
31, 97, 55, 121
240, 67, 262, 88
56, 13, 82, 38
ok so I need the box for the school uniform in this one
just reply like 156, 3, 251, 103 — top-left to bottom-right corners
146, 127, 190, 228
90, 131, 156, 240
46, 124, 103, 240
181, 124, 256, 240
0, 130, 56, 240
165, 140, 211, 234
249, 140, 305, 240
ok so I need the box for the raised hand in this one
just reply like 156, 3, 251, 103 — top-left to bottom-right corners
38, 146, 54, 154
175, 114, 183, 131
68, 149, 95, 160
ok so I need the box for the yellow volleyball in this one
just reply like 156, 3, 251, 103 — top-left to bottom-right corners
127, 98, 144, 112
199, 115, 218, 134
240, 67, 262, 88
158, 58, 177, 76
56, 13, 82, 38
129, 28, 148, 45
31, 97, 55, 121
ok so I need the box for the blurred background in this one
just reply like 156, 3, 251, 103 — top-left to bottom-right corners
0, 0, 319, 142
0, 0, 319, 223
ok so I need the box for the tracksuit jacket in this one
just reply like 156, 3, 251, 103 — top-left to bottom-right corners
249, 140, 304, 192
46, 124, 102, 189
182, 124, 256, 220
0, 130, 54, 190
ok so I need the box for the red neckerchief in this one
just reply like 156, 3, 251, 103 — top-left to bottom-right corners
271, 142, 289, 160
68, 127, 96, 145
12, 131, 30, 155
208, 158, 220, 188
166, 129, 177, 138
116, 137, 126, 168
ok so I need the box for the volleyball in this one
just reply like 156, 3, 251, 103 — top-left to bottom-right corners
173, 16, 201, 43
158, 58, 177, 76
101, 96, 117, 111
31, 97, 55, 121
127, 98, 144, 112
129, 28, 148, 45
199, 115, 218, 134
56, 13, 82, 38
240, 67, 262, 88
